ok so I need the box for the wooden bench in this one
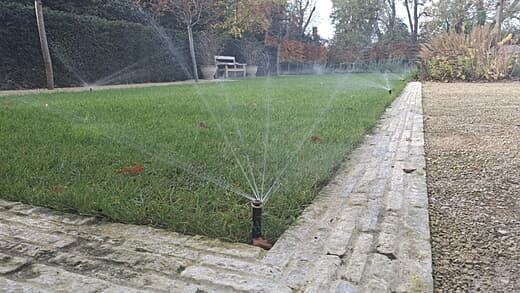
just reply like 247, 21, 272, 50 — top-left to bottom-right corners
215, 56, 246, 78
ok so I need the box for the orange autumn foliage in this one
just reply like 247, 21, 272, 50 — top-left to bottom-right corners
280, 40, 306, 62
279, 40, 327, 63
265, 35, 327, 63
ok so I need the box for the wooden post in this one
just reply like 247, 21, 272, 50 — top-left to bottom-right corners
187, 25, 199, 82
35, 0, 54, 90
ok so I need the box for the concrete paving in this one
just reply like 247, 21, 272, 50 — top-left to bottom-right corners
0, 82, 432, 292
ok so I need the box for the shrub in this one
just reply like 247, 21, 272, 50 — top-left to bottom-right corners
513, 63, 520, 77
0, 2, 191, 90
420, 25, 517, 81
195, 30, 223, 65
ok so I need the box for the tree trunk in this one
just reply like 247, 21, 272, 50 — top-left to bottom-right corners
276, 44, 281, 76
301, 3, 316, 39
35, 0, 54, 90
386, 0, 396, 35
496, 0, 504, 42
404, 0, 415, 42
476, 0, 487, 26
187, 25, 199, 82
413, 0, 418, 42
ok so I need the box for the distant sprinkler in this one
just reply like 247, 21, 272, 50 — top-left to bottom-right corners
89, 87, 93, 92
388, 89, 392, 95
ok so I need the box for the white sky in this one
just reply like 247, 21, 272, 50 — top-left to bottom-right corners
314, 0, 411, 40
315, 0, 334, 40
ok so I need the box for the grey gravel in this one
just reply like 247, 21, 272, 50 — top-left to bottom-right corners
423, 82, 520, 292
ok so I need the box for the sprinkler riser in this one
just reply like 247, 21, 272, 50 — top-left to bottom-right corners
252, 200, 263, 239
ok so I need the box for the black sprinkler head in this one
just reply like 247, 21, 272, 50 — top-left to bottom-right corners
388, 89, 392, 95
251, 200, 272, 250
89, 88, 93, 92
251, 200, 263, 239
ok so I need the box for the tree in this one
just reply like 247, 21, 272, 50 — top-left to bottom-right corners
385, 0, 397, 36
219, 0, 285, 38
426, 0, 487, 35
262, 0, 319, 74
287, 0, 316, 40
134, 0, 219, 82
34, 0, 54, 90
264, 1, 289, 75
496, 0, 505, 40
403, 0, 428, 43
332, 0, 382, 46
419, 0, 519, 41
476, 0, 488, 26
502, 0, 520, 24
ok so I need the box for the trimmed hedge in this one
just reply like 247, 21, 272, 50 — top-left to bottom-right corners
0, 0, 148, 24
0, 3, 191, 90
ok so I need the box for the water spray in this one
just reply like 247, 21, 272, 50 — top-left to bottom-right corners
251, 200, 272, 250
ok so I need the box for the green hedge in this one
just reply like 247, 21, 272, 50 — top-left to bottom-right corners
0, 3, 192, 90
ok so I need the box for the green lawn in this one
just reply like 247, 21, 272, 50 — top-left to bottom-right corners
0, 74, 406, 243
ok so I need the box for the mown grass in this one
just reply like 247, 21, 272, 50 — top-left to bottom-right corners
0, 74, 406, 243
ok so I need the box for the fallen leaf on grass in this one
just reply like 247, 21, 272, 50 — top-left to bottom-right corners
53, 185, 68, 192
117, 165, 144, 175
252, 237, 272, 250
311, 135, 323, 143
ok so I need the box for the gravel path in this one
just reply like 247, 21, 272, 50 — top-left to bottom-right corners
423, 82, 520, 292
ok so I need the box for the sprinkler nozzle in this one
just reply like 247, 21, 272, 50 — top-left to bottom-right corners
251, 200, 272, 250
388, 89, 392, 95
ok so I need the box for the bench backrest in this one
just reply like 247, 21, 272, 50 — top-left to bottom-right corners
215, 55, 236, 65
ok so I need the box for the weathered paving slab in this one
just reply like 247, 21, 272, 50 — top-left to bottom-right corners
0, 82, 432, 292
